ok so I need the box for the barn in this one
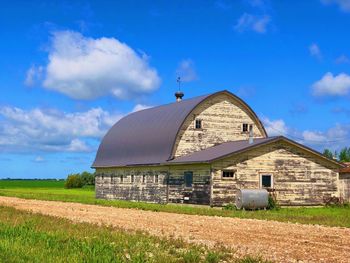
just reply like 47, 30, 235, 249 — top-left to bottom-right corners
92, 90, 345, 206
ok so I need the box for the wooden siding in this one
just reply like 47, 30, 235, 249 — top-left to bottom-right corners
95, 164, 212, 205
173, 93, 265, 158
95, 166, 168, 203
211, 141, 339, 206
339, 173, 350, 202
168, 164, 211, 205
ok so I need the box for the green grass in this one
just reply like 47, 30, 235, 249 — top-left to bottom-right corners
0, 180, 350, 228
0, 206, 249, 263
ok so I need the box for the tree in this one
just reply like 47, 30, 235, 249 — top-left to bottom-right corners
323, 149, 334, 160
338, 147, 350, 162
80, 171, 95, 185
64, 174, 84, 189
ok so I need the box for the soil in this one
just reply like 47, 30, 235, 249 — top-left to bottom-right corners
0, 196, 349, 263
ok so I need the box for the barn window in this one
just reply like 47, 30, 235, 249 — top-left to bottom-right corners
184, 171, 193, 187
142, 175, 146, 183
120, 175, 123, 183
222, 170, 235, 178
243, 123, 248, 132
195, 119, 202, 129
260, 174, 273, 188
154, 175, 159, 183
131, 175, 134, 183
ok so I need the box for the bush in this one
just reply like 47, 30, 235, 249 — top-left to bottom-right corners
64, 174, 84, 189
222, 203, 236, 210
80, 171, 95, 186
267, 194, 279, 210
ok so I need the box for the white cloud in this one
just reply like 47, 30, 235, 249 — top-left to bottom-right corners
262, 117, 289, 136
32, 30, 161, 100
309, 43, 322, 60
302, 131, 327, 142
25, 65, 44, 86
312, 72, 350, 97
66, 139, 91, 152
263, 117, 350, 151
234, 13, 270, 33
132, 104, 152, 112
335, 55, 350, 64
176, 59, 198, 82
33, 156, 45, 162
321, 0, 350, 12
0, 106, 123, 153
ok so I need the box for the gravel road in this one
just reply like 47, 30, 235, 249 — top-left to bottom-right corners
0, 196, 349, 262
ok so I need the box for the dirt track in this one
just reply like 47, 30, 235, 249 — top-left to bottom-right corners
0, 196, 349, 262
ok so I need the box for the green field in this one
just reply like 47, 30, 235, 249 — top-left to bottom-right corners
0, 180, 349, 228
0, 206, 248, 263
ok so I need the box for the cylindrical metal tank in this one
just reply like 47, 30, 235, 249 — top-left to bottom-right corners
235, 189, 269, 210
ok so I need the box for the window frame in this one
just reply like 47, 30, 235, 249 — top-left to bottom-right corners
260, 173, 273, 189
142, 175, 146, 184
222, 170, 236, 179
131, 175, 134, 183
242, 123, 249, 133
195, 119, 202, 129
184, 171, 193, 188
154, 174, 159, 184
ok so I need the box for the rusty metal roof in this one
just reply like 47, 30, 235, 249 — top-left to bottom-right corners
340, 164, 350, 173
92, 90, 268, 168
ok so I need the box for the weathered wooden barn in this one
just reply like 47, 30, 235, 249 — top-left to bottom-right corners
92, 90, 345, 206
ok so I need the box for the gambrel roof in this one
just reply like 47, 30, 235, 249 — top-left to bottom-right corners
92, 90, 267, 168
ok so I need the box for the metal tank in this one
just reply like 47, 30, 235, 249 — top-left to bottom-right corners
235, 189, 269, 210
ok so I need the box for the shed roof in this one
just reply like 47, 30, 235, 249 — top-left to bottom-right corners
168, 137, 276, 163
169, 136, 343, 167
92, 90, 267, 168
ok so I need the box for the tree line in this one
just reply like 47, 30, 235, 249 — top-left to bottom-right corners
65, 171, 95, 189
323, 147, 350, 162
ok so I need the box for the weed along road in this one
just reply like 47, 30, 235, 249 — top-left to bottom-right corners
0, 196, 349, 263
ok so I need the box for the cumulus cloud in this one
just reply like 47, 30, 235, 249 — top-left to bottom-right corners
0, 106, 123, 153
33, 156, 45, 163
309, 43, 322, 60
30, 30, 161, 100
261, 117, 289, 136
302, 124, 350, 150
335, 55, 350, 64
321, 0, 350, 12
176, 59, 198, 82
25, 65, 44, 86
132, 104, 152, 112
263, 117, 350, 151
234, 13, 270, 33
312, 72, 350, 97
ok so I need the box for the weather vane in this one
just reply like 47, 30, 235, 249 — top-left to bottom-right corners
176, 76, 181, 91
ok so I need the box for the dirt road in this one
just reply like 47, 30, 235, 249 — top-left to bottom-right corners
0, 196, 349, 262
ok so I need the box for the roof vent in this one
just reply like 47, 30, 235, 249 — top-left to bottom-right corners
175, 91, 184, 102
249, 125, 254, 144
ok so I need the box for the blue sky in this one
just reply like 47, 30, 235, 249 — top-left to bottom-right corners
1, 0, 350, 178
